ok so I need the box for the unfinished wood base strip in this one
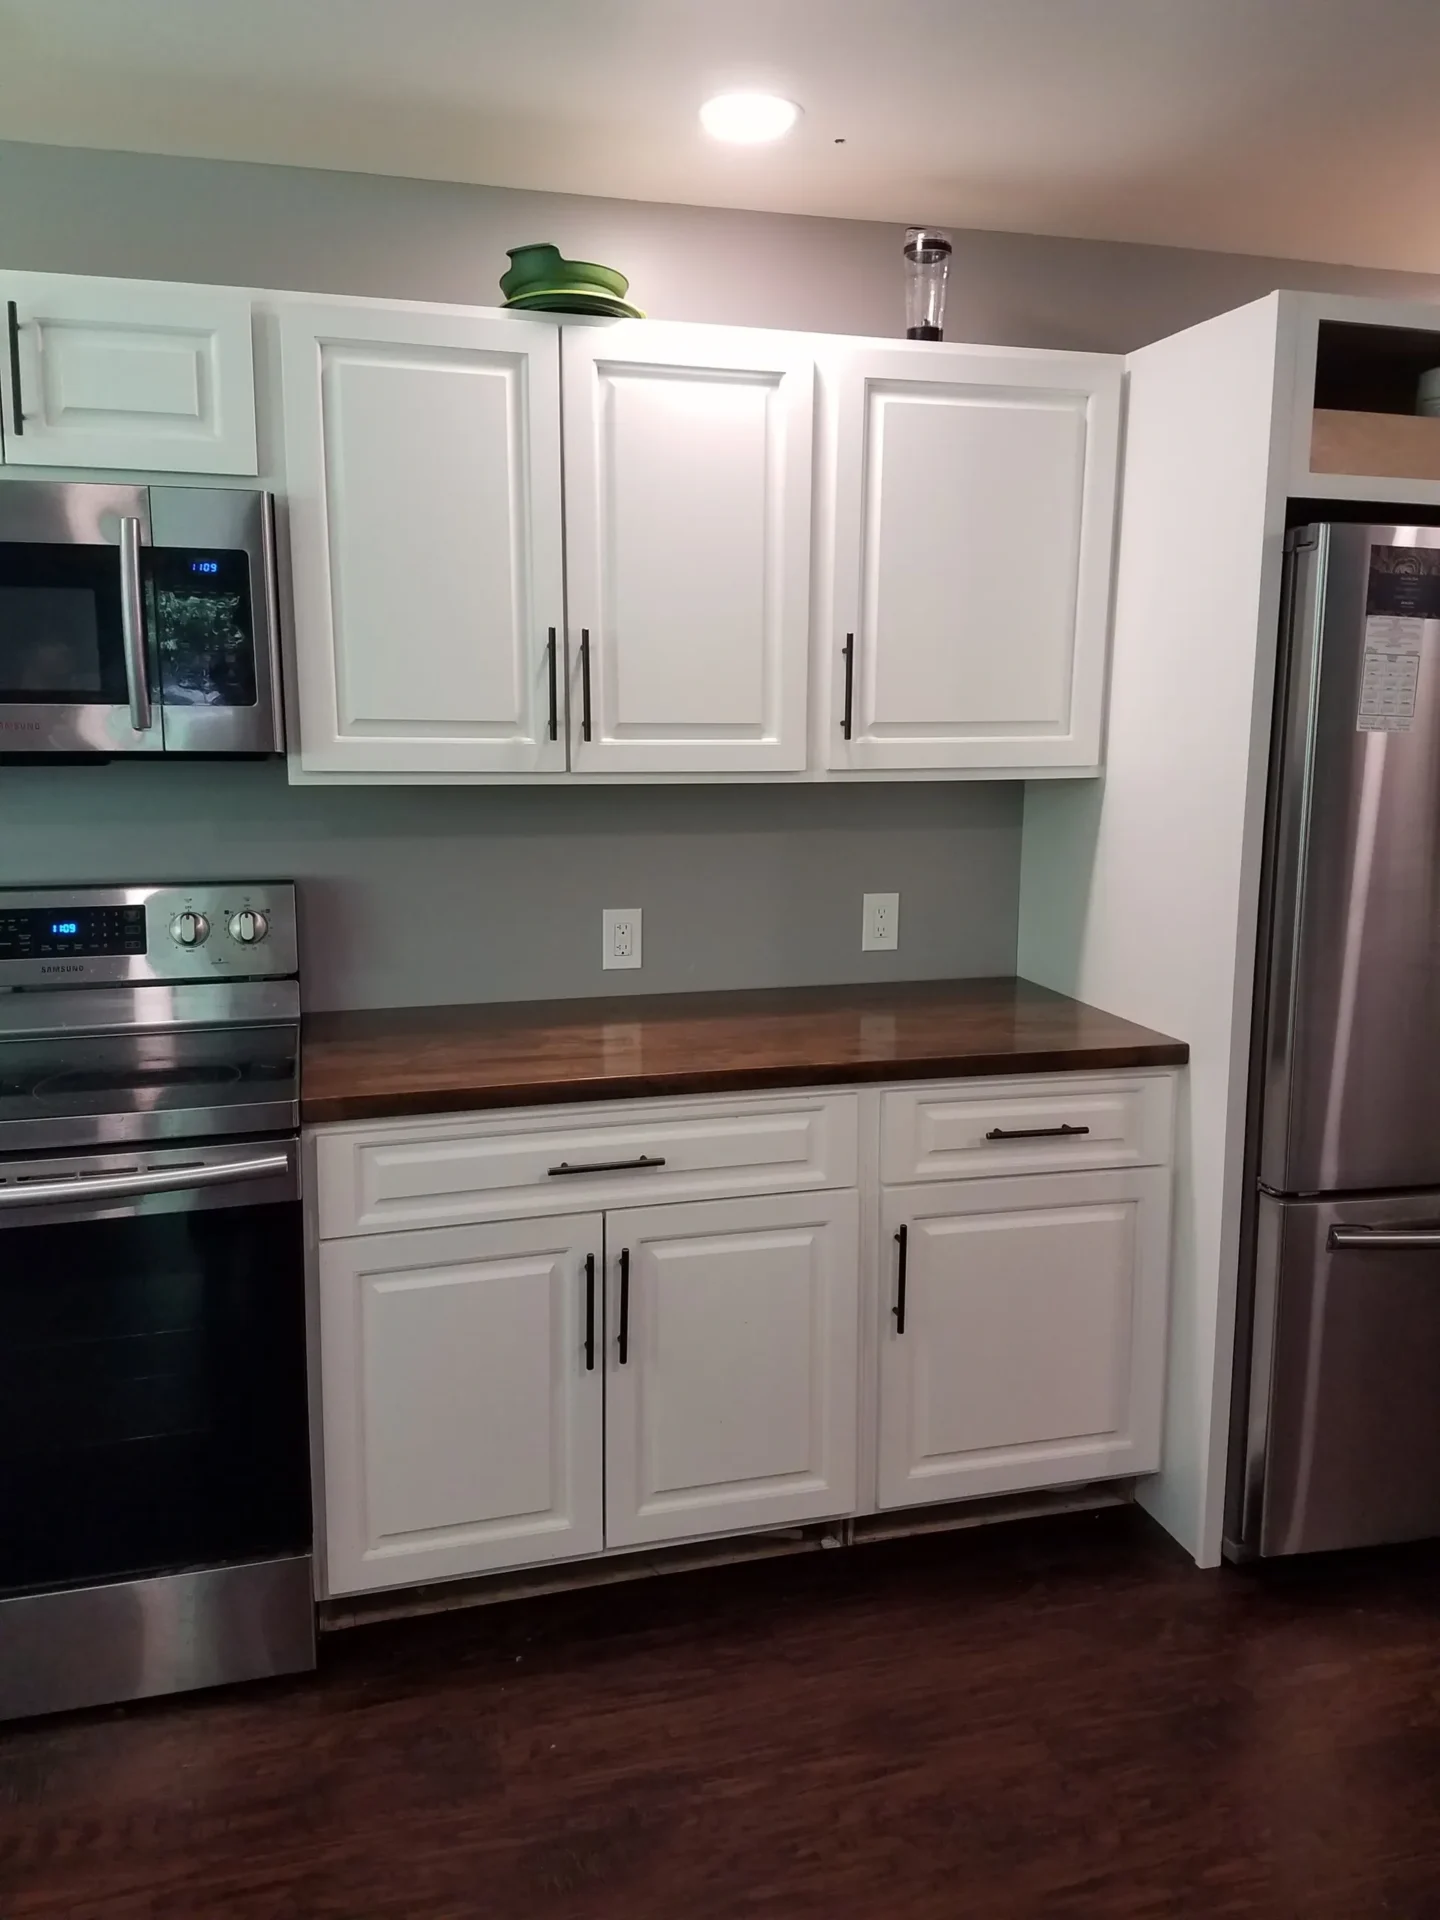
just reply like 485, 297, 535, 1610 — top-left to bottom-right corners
1311, 406, 1440, 481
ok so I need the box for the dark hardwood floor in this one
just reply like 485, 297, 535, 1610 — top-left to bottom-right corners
3, 1506, 1440, 1919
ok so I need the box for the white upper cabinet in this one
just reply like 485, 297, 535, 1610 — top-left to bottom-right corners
604, 1189, 859, 1548
279, 299, 565, 777
562, 321, 814, 774
821, 343, 1122, 772
0, 273, 256, 474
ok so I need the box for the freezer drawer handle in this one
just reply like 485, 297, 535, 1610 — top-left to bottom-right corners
1328, 1225, 1440, 1250
984, 1123, 1090, 1142
548, 1155, 666, 1177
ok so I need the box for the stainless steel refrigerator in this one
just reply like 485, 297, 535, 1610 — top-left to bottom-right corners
1229, 520, 1440, 1559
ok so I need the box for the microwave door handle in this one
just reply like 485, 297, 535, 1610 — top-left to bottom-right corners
118, 514, 152, 734
0, 1153, 292, 1210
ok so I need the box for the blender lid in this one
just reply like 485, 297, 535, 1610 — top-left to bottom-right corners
904, 228, 953, 262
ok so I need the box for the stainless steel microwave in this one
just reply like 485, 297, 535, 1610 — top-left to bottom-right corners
0, 482, 283, 757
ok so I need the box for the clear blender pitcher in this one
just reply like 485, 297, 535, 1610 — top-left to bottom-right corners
904, 228, 952, 340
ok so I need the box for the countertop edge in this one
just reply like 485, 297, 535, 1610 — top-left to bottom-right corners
300, 1041, 1190, 1129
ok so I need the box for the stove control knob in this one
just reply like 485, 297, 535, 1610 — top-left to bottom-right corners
227, 909, 270, 947
169, 910, 210, 949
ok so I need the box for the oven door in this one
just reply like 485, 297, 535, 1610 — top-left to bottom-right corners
0, 1139, 311, 1599
0, 481, 160, 755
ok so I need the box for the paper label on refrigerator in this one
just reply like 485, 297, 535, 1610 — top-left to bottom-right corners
1357, 543, 1440, 732
1357, 631, 1421, 730
1358, 619, 1422, 730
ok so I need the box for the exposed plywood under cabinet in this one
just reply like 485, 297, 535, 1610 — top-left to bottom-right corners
1310, 408, 1440, 482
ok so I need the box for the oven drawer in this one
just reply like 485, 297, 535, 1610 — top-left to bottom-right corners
314, 1091, 859, 1237
880, 1073, 1174, 1184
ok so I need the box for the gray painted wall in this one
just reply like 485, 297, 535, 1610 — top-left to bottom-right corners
2, 140, 1438, 1010
3, 139, 1438, 350
0, 764, 1020, 1012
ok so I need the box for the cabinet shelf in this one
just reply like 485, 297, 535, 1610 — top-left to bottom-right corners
1311, 408, 1440, 484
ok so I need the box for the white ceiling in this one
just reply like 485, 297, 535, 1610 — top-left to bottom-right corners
4, 0, 1440, 271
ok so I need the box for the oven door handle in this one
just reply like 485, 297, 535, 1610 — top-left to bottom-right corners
0, 1152, 292, 1210
118, 514, 153, 735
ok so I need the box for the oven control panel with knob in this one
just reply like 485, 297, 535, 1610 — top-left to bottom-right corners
0, 883, 297, 987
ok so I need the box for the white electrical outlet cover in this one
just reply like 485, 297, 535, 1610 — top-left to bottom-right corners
602, 907, 643, 970
862, 892, 900, 952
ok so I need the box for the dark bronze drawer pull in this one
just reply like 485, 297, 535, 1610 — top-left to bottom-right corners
984, 1124, 1091, 1142
548, 1155, 667, 1177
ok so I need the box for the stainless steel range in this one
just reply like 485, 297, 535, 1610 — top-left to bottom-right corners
0, 882, 313, 1721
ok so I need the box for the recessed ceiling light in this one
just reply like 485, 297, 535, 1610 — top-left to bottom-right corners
700, 92, 801, 145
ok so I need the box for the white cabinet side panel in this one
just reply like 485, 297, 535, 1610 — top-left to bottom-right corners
1017, 292, 1296, 1565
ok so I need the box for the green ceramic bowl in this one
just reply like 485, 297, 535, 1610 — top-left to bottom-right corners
501, 244, 629, 302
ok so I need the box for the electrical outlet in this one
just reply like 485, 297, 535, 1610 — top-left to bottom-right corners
602, 908, 643, 970
862, 892, 900, 952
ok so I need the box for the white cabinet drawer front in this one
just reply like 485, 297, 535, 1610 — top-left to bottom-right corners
316, 1093, 859, 1236
881, 1073, 1173, 1183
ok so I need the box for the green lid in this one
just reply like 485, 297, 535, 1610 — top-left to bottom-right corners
501, 244, 629, 302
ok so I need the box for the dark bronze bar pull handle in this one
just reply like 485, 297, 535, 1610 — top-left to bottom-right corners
580, 628, 592, 741
546, 627, 558, 741
617, 1247, 631, 1364
984, 1123, 1091, 1142
893, 1224, 908, 1334
841, 632, 854, 739
583, 1252, 596, 1371
6, 300, 24, 436
548, 1155, 666, 1177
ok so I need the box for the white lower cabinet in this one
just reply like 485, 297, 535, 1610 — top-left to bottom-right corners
311, 1073, 1176, 1597
319, 1212, 603, 1594
876, 1168, 1171, 1509
604, 1190, 860, 1549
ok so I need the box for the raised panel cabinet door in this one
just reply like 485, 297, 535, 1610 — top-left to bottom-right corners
823, 344, 1122, 771
604, 1189, 860, 1548
563, 321, 814, 773
877, 1168, 1170, 1510
318, 1212, 604, 1594
0, 273, 257, 474
279, 300, 565, 776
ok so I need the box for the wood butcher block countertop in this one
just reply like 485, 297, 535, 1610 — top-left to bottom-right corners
300, 977, 1188, 1126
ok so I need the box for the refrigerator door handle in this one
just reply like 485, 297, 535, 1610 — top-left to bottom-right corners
1328, 1225, 1440, 1251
